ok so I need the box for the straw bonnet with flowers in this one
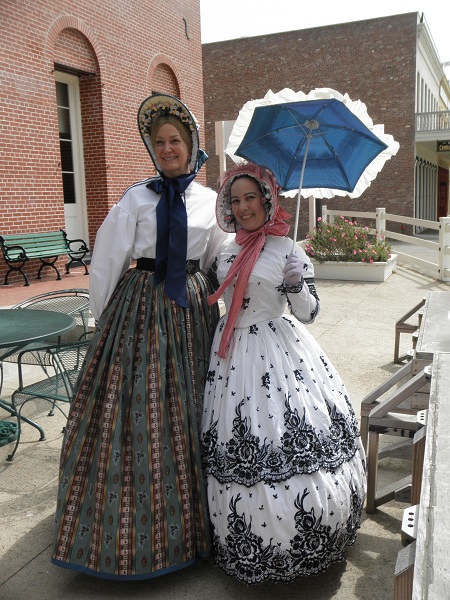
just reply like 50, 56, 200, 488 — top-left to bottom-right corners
137, 93, 209, 307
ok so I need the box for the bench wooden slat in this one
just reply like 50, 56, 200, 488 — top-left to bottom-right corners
6, 248, 69, 260
6, 242, 69, 256
6, 241, 69, 250
8, 240, 69, 250
3, 232, 68, 241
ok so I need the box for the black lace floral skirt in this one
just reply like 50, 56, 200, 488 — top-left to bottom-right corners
201, 314, 367, 584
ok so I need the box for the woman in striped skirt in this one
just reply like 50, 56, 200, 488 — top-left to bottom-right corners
51, 93, 227, 580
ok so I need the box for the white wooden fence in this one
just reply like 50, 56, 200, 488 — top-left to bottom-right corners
319, 206, 450, 282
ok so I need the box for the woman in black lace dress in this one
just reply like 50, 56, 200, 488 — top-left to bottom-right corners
200, 163, 366, 584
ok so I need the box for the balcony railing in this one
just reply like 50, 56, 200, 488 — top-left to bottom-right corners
416, 111, 450, 132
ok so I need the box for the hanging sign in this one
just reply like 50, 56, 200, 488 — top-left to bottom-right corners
437, 141, 450, 152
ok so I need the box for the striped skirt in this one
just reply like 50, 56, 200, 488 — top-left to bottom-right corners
51, 266, 219, 580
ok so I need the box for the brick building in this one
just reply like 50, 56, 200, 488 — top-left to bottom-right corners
0, 0, 206, 284
202, 12, 450, 237
2, 8, 449, 286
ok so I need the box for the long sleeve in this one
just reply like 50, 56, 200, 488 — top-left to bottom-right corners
200, 222, 229, 274
89, 204, 136, 320
285, 245, 320, 324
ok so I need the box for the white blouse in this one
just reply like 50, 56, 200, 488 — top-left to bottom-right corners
89, 179, 228, 319
216, 235, 320, 327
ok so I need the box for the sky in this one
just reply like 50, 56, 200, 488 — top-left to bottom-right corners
200, 0, 449, 63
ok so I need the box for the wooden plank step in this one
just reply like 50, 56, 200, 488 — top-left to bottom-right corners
375, 474, 412, 508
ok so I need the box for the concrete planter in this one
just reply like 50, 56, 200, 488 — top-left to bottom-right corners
311, 254, 397, 282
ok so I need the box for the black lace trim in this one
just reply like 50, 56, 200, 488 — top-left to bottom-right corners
201, 393, 361, 487
277, 275, 320, 321
305, 276, 320, 302
212, 484, 363, 584
283, 279, 304, 294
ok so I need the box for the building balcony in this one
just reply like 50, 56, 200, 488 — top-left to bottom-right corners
416, 111, 450, 145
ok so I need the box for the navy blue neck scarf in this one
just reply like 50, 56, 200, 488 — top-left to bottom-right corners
147, 173, 196, 308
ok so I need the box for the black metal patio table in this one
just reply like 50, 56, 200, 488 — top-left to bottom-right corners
0, 308, 76, 444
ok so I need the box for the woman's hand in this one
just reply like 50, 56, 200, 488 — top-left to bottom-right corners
283, 253, 304, 286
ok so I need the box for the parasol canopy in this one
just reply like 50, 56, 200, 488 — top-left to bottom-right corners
226, 88, 400, 243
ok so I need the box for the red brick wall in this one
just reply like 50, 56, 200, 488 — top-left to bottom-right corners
0, 0, 205, 285
202, 13, 418, 238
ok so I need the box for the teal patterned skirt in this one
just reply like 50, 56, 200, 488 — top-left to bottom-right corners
51, 266, 219, 579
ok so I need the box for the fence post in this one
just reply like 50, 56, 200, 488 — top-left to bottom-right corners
308, 195, 316, 233
376, 208, 386, 242
215, 120, 235, 176
438, 216, 450, 282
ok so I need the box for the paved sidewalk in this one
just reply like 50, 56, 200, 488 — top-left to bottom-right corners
0, 263, 449, 600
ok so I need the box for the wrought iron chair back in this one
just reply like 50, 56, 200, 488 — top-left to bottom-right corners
1, 288, 90, 369
6, 337, 91, 461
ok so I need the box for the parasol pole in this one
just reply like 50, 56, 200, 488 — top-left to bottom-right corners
292, 119, 319, 252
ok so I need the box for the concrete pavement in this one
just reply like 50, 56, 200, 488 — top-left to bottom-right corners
0, 261, 449, 600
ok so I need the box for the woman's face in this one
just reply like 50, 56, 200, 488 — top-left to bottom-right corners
230, 176, 267, 231
154, 122, 190, 178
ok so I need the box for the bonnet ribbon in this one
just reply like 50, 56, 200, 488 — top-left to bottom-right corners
208, 217, 290, 358
147, 173, 196, 308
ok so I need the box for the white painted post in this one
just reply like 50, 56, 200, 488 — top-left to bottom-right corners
215, 120, 236, 177
308, 195, 316, 232
438, 216, 450, 282
322, 205, 328, 223
376, 208, 386, 242
215, 121, 227, 177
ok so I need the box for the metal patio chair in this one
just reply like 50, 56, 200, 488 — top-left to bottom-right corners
6, 337, 90, 461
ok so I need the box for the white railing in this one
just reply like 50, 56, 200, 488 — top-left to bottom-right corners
320, 206, 450, 282
416, 110, 450, 132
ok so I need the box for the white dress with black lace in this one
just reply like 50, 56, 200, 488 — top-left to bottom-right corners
201, 235, 366, 584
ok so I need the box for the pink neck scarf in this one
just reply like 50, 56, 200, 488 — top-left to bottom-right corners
208, 213, 290, 359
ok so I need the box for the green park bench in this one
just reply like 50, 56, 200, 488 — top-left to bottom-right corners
0, 229, 89, 286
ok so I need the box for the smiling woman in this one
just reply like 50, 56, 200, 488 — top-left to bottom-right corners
50, 93, 228, 581
230, 175, 268, 230
201, 162, 367, 585
153, 121, 191, 178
